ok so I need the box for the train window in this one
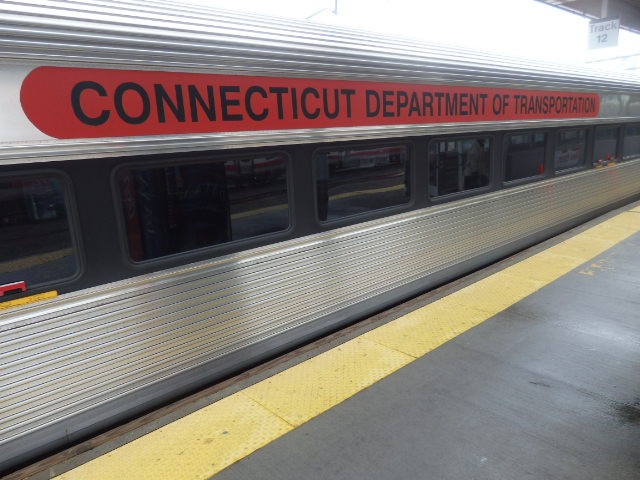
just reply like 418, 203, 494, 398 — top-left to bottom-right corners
314, 144, 409, 222
504, 132, 546, 182
554, 129, 587, 172
593, 126, 619, 164
0, 174, 78, 288
623, 124, 640, 161
428, 137, 491, 197
117, 153, 289, 262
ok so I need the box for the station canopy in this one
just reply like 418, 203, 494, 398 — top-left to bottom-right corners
538, 0, 640, 34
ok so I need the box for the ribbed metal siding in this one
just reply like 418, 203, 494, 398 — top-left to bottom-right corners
1, 0, 637, 90
2, 160, 640, 452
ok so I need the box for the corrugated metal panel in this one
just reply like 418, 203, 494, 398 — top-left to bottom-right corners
0, 120, 622, 165
0, 0, 637, 88
2, 159, 640, 449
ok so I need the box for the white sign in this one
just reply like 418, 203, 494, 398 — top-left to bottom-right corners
588, 17, 620, 49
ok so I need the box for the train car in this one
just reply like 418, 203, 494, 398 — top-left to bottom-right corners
2, 0, 640, 472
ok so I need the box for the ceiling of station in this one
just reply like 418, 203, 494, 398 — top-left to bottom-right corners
538, 0, 640, 34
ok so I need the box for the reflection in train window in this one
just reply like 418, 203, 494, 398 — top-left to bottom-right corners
428, 137, 491, 197
554, 129, 586, 171
623, 124, 640, 161
0, 174, 77, 288
594, 126, 619, 164
314, 145, 410, 221
117, 153, 289, 261
505, 132, 547, 182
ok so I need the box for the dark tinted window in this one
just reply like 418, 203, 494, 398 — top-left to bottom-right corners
555, 129, 586, 171
428, 137, 491, 197
118, 153, 289, 261
505, 133, 546, 182
623, 124, 640, 161
594, 126, 619, 164
315, 145, 409, 222
0, 174, 77, 288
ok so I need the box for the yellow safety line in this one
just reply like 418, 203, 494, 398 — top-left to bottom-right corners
230, 204, 286, 220
329, 183, 405, 201
0, 248, 73, 273
0, 290, 58, 310
55, 206, 640, 480
229, 184, 404, 220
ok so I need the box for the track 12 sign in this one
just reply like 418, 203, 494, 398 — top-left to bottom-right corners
588, 17, 620, 49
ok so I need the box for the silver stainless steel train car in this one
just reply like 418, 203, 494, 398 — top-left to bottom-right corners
2, 0, 640, 473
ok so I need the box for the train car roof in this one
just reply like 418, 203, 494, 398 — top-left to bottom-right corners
1, 0, 640, 162
1, 0, 639, 92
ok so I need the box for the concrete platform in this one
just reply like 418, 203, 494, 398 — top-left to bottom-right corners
213, 236, 640, 480
210, 206, 640, 480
